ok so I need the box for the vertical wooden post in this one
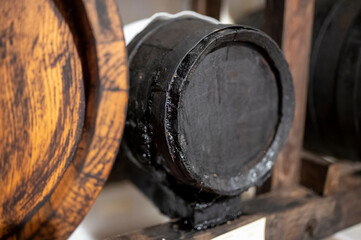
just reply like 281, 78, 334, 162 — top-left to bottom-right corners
191, 0, 222, 20
265, 0, 315, 189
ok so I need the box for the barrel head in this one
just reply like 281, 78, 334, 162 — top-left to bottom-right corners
0, 0, 84, 234
178, 42, 279, 194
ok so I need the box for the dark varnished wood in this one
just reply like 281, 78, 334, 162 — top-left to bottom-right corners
124, 15, 294, 196
0, 0, 128, 239
120, 15, 293, 228
301, 151, 361, 196
179, 43, 279, 186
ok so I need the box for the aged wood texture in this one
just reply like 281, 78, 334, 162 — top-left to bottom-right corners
301, 151, 361, 196
191, 0, 222, 20
122, 14, 293, 228
125, 15, 294, 196
0, 0, 85, 234
0, 0, 128, 239
112, 182, 361, 240
265, 0, 315, 189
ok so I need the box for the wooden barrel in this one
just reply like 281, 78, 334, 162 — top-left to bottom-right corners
123, 15, 294, 196
304, 0, 361, 161
0, 0, 128, 239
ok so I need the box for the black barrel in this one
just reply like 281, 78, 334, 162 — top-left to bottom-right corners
304, 0, 361, 161
123, 15, 294, 196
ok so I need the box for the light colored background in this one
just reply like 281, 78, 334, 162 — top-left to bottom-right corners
114, 0, 264, 25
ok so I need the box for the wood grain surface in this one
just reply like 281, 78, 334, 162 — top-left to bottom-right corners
113, 183, 361, 240
0, 0, 128, 239
265, 0, 315, 189
0, 0, 85, 234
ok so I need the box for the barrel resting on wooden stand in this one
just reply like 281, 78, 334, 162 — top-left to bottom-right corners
113, 0, 361, 239
114, 149, 361, 239
114, 165, 361, 239
301, 151, 361, 196
119, 15, 294, 229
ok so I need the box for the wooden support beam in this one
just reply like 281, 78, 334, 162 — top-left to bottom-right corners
111, 180, 361, 240
264, 0, 315, 189
191, 0, 222, 20
301, 151, 361, 196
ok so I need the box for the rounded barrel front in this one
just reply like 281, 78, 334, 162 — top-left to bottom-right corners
124, 16, 294, 196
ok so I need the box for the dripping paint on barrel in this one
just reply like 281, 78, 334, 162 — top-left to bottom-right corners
120, 14, 294, 227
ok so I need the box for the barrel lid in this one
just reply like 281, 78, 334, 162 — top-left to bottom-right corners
0, 0, 128, 238
165, 26, 294, 195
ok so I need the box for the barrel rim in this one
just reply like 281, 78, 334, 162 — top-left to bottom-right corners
164, 26, 294, 195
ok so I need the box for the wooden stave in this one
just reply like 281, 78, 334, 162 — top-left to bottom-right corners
0, 0, 128, 239
123, 16, 294, 196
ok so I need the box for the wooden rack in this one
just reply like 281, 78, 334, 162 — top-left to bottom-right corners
111, 0, 361, 239
112, 161, 361, 239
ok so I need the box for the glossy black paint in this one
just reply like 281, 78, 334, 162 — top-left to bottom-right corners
119, 15, 294, 228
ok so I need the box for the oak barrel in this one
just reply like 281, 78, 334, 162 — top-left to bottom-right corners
123, 15, 294, 196
304, 0, 361, 161
0, 0, 128, 239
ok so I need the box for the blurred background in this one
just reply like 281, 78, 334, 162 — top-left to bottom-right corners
116, 0, 264, 25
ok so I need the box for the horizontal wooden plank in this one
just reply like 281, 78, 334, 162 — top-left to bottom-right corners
110, 182, 361, 240
301, 151, 361, 196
